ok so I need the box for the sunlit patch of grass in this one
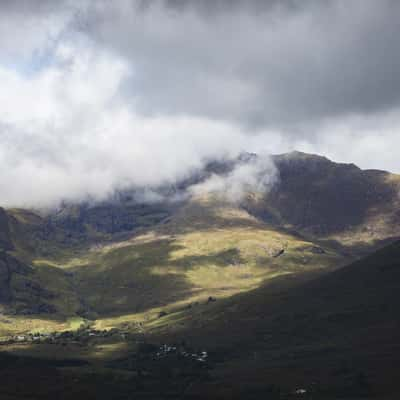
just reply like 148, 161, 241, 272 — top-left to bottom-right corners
0, 317, 68, 337
166, 226, 339, 290
33, 256, 90, 269
66, 317, 86, 331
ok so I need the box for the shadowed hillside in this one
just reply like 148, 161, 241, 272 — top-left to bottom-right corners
0, 234, 398, 399
150, 240, 400, 398
244, 151, 400, 255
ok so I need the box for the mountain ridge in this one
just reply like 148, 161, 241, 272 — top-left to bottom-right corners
0, 150, 399, 318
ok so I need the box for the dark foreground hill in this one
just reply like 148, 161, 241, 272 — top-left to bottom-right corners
157, 240, 400, 399
0, 240, 398, 399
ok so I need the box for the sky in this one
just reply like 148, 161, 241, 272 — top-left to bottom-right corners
1, 0, 399, 207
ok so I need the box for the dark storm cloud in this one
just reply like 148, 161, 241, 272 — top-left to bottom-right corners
3, 0, 400, 127
77, 0, 400, 128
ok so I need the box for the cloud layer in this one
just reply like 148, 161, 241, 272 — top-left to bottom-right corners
190, 154, 278, 203
0, 0, 399, 207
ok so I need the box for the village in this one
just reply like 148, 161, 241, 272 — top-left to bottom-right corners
1, 325, 211, 367
2, 327, 127, 345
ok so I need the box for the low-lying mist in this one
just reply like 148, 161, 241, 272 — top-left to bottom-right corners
189, 153, 278, 203
43, 152, 279, 212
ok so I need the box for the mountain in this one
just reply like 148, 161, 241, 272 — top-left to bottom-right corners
0, 150, 399, 318
8, 150, 400, 254
0, 151, 399, 399
245, 151, 400, 255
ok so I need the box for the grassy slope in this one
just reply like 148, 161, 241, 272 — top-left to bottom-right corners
75, 196, 343, 329
0, 196, 344, 336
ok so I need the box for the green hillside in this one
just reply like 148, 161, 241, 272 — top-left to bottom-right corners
0, 196, 344, 336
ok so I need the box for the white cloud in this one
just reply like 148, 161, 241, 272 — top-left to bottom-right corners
0, 36, 261, 207
0, 0, 399, 208
190, 154, 278, 202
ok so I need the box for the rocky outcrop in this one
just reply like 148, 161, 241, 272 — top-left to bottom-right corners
46, 202, 171, 239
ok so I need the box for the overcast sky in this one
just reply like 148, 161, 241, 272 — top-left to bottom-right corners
1, 0, 399, 207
